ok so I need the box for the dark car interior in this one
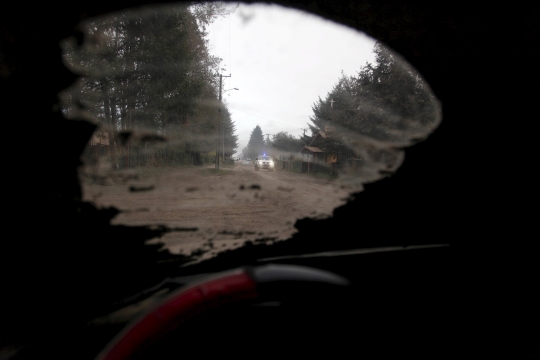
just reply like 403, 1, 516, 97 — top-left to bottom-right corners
1, 1, 538, 359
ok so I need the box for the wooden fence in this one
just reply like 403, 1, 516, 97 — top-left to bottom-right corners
274, 159, 302, 172
274, 159, 364, 175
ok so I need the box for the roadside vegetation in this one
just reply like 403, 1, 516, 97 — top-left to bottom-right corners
246, 41, 439, 177
61, 3, 239, 170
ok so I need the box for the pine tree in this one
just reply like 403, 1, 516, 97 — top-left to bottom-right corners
61, 4, 237, 167
247, 125, 265, 160
307, 41, 439, 162
269, 131, 303, 159
221, 107, 239, 159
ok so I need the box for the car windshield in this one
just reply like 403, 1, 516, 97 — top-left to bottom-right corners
59, 2, 441, 264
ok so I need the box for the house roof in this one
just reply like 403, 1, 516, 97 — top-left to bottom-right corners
308, 130, 328, 146
301, 146, 324, 153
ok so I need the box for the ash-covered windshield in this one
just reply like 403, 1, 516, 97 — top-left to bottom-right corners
59, 2, 441, 264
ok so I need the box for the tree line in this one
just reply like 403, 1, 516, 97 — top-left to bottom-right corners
61, 3, 239, 169
244, 126, 301, 161
245, 41, 439, 168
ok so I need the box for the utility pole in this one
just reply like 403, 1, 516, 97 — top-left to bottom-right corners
329, 98, 335, 175
216, 73, 231, 169
265, 133, 270, 147
264, 133, 271, 156
301, 128, 307, 145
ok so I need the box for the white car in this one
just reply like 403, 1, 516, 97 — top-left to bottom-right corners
255, 156, 274, 171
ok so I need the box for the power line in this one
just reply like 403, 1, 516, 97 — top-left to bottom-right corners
300, 128, 308, 145
229, 13, 231, 85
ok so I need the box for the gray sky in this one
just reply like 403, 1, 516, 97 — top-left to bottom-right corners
206, 3, 377, 157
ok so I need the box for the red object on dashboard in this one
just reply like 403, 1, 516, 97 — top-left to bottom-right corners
96, 270, 259, 360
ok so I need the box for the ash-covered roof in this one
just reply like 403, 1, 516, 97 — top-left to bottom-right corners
301, 146, 324, 153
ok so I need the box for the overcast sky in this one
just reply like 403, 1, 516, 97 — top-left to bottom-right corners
205, 3, 377, 157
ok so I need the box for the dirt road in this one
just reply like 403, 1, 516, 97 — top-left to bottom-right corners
82, 161, 360, 259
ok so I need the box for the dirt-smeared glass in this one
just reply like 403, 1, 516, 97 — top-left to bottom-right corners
60, 2, 441, 263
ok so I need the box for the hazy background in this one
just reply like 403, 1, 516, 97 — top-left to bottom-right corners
206, 3, 377, 158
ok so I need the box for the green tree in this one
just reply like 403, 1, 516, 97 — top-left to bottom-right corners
269, 131, 303, 159
308, 73, 358, 159
61, 4, 237, 168
221, 106, 239, 159
247, 125, 265, 160
307, 41, 439, 161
